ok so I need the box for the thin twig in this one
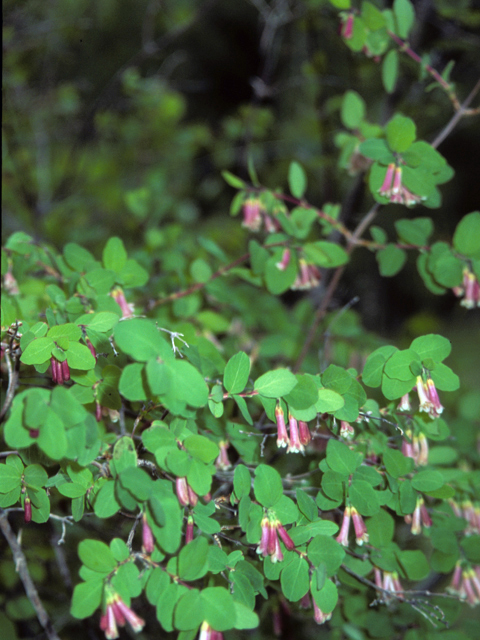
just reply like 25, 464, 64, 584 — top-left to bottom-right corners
0, 347, 20, 422
0, 510, 61, 640
431, 77, 480, 149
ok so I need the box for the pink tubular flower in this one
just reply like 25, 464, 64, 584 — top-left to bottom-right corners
407, 496, 431, 535
416, 376, 434, 417
425, 378, 444, 418
298, 420, 312, 446
257, 516, 271, 557
447, 561, 463, 595
111, 287, 134, 318
401, 429, 414, 461
378, 570, 404, 603
241, 197, 263, 231
142, 513, 154, 554
215, 440, 232, 470
460, 568, 480, 606
454, 268, 480, 309
397, 393, 411, 412
24, 496, 32, 523
291, 260, 321, 290
417, 432, 429, 466
100, 591, 145, 639
287, 414, 304, 454
339, 420, 354, 440
275, 405, 289, 448
276, 248, 291, 271
51, 356, 70, 385
378, 163, 396, 197
277, 522, 295, 551
336, 505, 352, 547
351, 506, 369, 545
340, 12, 354, 40
86, 338, 97, 362
176, 477, 190, 507
186, 515, 194, 544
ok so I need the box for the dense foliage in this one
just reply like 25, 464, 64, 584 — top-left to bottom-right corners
1, 1, 480, 640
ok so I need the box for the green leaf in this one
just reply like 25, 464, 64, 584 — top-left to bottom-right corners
64, 243, 97, 271
383, 448, 413, 478
326, 439, 359, 475
174, 590, 204, 631
165, 359, 209, 408
222, 171, 247, 189
20, 337, 54, 365
178, 537, 209, 581
385, 114, 416, 153
382, 50, 398, 94
366, 509, 395, 547
349, 480, 380, 516
201, 587, 237, 632
430, 363, 459, 391
184, 435, 219, 464
102, 237, 128, 273
234, 465, 251, 500
233, 602, 259, 630
119, 363, 147, 401
118, 466, 153, 501
78, 539, 117, 574
316, 389, 345, 413
0, 461, 22, 492
384, 349, 420, 381
289, 520, 339, 546
224, 351, 251, 394
254, 464, 283, 508
66, 342, 96, 370
395, 217, 433, 246
114, 318, 172, 362
393, 0, 416, 39
94, 481, 121, 518
281, 554, 310, 601
311, 578, 338, 615
37, 409, 67, 460
359, 139, 392, 162
341, 91, 366, 129
397, 549, 429, 580
296, 488, 318, 522
303, 241, 349, 268
48, 323, 82, 341
76, 311, 119, 332
453, 211, 480, 258
254, 368, 297, 398
410, 334, 451, 362
377, 244, 407, 277
288, 161, 307, 199
411, 470, 444, 492
70, 580, 104, 619
308, 536, 345, 575
58, 483, 87, 498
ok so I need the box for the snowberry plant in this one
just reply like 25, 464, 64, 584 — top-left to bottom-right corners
1, 1, 480, 640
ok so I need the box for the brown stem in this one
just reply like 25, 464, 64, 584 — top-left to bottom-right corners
431, 77, 480, 149
0, 510, 61, 640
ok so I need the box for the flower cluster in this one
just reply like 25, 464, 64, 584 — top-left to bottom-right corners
378, 163, 423, 206
336, 505, 369, 546
416, 375, 444, 419
275, 406, 311, 453
51, 356, 70, 385
401, 429, 429, 466
257, 515, 295, 563
241, 197, 280, 233
448, 563, 480, 606
404, 496, 432, 535
374, 568, 404, 603
453, 268, 480, 309
291, 259, 321, 290
449, 499, 480, 536
100, 590, 145, 640
176, 477, 199, 507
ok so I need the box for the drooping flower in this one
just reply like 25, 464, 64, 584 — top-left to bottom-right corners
416, 375, 440, 419
351, 506, 369, 545
275, 405, 289, 448
375, 569, 404, 603
100, 590, 145, 639
298, 420, 312, 446
277, 522, 295, 551
378, 163, 396, 197
397, 393, 411, 412
241, 197, 263, 232
24, 495, 32, 523
287, 414, 304, 454
340, 12, 354, 40
257, 515, 294, 562
111, 287, 134, 318
141, 512, 155, 554
336, 505, 352, 547
215, 440, 232, 470
50, 356, 70, 385
275, 248, 291, 271
176, 477, 198, 507
453, 268, 480, 309
257, 516, 271, 557
185, 514, 195, 544
291, 259, 321, 290
313, 598, 333, 625
405, 496, 431, 535
378, 164, 423, 206
417, 432, 429, 465
425, 378, 444, 418
339, 420, 354, 440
